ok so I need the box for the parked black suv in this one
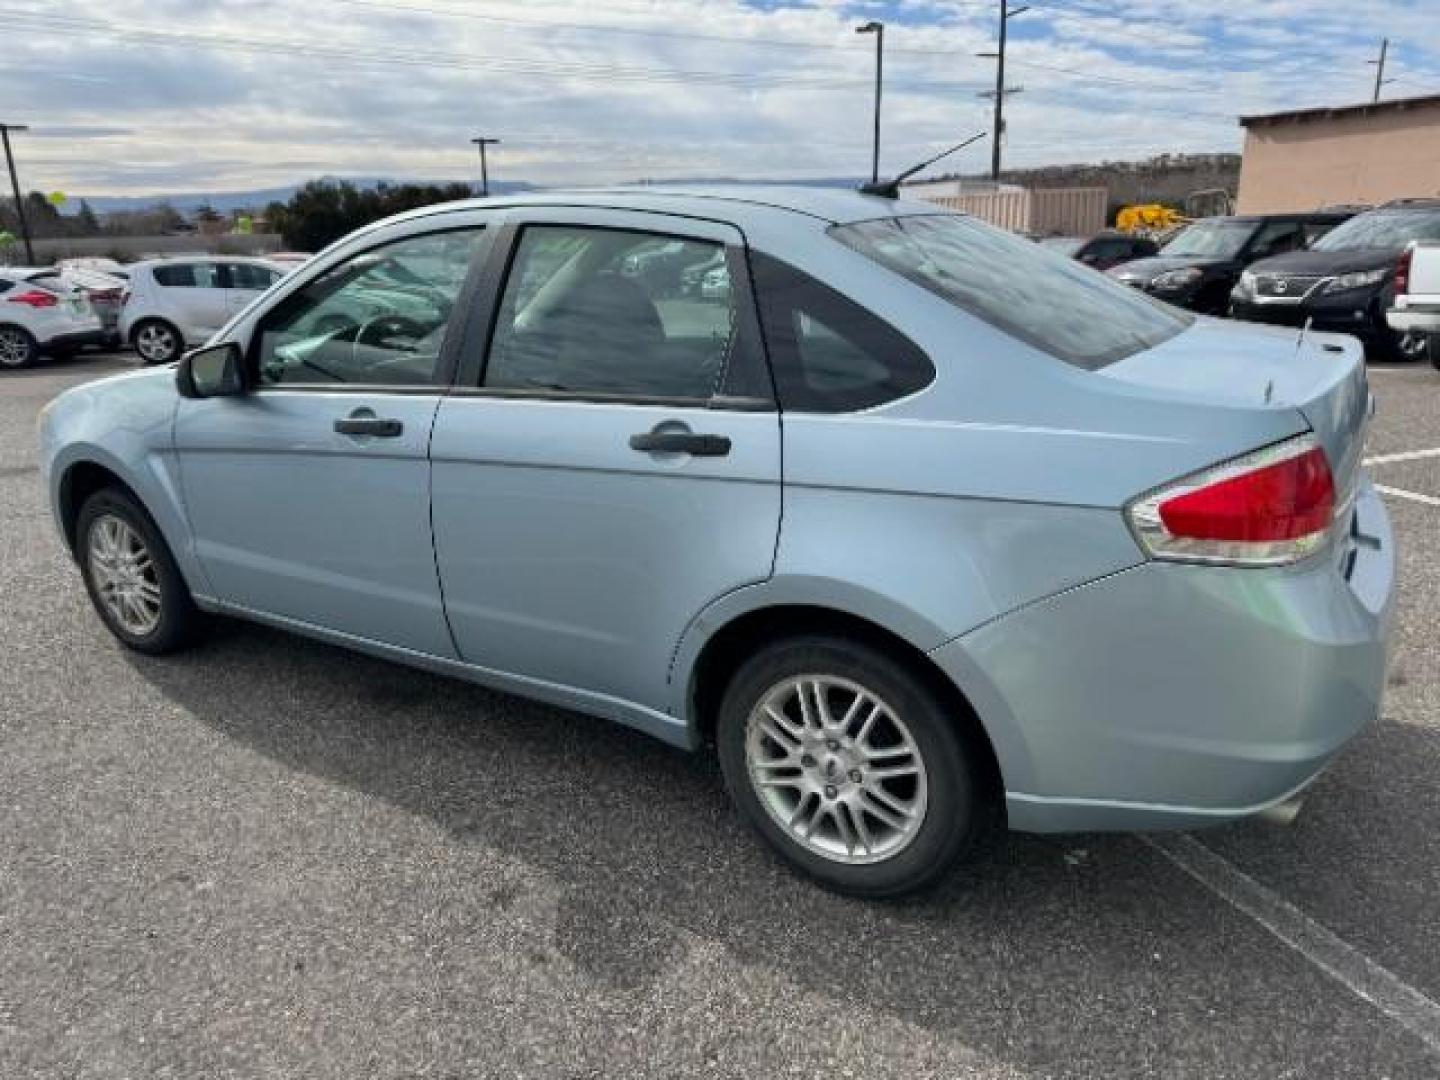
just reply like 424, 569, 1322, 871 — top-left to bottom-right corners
1107, 212, 1352, 315
1230, 199, 1440, 360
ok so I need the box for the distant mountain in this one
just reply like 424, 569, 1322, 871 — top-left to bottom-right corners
64, 175, 863, 215
64, 177, 537, 215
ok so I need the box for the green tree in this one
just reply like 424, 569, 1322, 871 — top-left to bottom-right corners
273, 180, 475, 251
77, 199, 101, 235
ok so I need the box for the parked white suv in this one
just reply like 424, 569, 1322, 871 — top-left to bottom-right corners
1388, 240, 1440, 368
0, 270, 105, 369
119, 257, 288, 364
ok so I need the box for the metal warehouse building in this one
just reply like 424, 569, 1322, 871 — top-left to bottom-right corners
1237, 93, 1440, 213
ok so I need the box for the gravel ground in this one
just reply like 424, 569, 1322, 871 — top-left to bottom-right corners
2, 352, 1438, 1079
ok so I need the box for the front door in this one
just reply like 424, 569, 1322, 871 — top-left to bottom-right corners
430, 210, 781, 712
174, 223, 492, 656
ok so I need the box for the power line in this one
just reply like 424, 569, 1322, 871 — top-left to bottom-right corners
0, 8, 983, 93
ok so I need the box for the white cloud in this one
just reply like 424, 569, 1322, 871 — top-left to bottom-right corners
0, 0, 1435, 194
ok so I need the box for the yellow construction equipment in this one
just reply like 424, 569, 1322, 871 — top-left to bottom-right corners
1115, 204, 1187, 234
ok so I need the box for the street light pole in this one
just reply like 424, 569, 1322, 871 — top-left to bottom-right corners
470, 136, 500, 197
0, 123, 35, 264
856, 21, 884, 185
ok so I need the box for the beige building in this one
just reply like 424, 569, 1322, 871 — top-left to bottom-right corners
1237, 93, 1440, 214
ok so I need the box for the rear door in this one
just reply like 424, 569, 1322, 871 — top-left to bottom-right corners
430, 208, 781, 712
223, 261, 283, 320
153, 261, 230, 340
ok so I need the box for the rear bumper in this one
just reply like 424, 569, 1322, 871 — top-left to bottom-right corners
1386, 303, 1440, 334
933, 479, 1395, 832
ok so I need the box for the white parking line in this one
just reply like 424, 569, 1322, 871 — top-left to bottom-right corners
1375, 484, 1440, 508
1146, 834, 1440, 1054
1365, 447, 1440, 466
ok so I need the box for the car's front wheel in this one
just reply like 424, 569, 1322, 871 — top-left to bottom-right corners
132, 319, 183, 365
717, 636, 984, 898
0, 324, 38, 369
76, 487, 203, 654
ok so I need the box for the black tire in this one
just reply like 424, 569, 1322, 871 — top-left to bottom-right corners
131, 319, 183, 366
716, 635, 985, 898
0, 324, 38, 369
1431, 334, 1440, 372
76, 487, 203, 655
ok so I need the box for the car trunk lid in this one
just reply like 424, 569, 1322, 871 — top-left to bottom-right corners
1099, 318, 1370, 504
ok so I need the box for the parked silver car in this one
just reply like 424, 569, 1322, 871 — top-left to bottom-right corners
38, 188, 1394, 896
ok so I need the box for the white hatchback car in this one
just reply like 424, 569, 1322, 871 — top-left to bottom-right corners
0, 270, 105, 369
119, 257, 288, 364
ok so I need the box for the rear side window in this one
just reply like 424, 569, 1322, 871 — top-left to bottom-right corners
228, 263, 280, 290
834, 214, 1192, 371
152, 263, 220, 289
749, 252, 933, 412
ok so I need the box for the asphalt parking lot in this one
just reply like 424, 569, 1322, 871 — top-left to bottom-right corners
2, 351, 1439, 1079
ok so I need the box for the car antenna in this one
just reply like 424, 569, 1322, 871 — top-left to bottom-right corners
859, 132, 989, 199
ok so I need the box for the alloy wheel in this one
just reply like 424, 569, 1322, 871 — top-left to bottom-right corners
1395, 329, 1431, 363
745, 675, 928, 865
87, 513, 163, 637
0, 327, 32, 368
135, 323, 177, 363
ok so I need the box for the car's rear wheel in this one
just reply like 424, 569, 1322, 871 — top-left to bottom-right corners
76, 487, 203, 654
0, 325, 38, 369
717, 636, 983, 898
1392, 328, 1433, 364
132, 319, 183, 365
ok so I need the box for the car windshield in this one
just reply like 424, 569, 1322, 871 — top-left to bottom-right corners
1160, 220, 1254, 258
832, 214, 1192, 370
1040, 237, 1084, 255
1312, 208, 1440, 251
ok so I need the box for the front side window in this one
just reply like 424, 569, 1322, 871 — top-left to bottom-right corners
153, 263, 221, 289
483, 225, 739, 400
252, 227, 486, 387
833, 214, 1192, 371
1247, 221, 1305, 259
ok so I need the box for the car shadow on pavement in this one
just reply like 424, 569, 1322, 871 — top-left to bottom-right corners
122, 616, 1436, 1079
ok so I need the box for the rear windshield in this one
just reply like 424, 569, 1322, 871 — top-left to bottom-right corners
832, 214, 1192, 370
1313, 208, 1440, 251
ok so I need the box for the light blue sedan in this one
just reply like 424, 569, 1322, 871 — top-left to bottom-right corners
38, 187, 1394, 897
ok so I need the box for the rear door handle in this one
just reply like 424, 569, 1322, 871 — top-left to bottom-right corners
334, 412, 403, 437
629, 430, 731, 456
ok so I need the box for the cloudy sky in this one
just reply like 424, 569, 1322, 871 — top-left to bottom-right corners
3, 0, 1438, 196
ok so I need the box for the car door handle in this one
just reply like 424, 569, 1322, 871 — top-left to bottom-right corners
629, 429, 731, 456
334, 413, 404, 437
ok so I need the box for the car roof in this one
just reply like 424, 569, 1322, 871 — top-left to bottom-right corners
390, 184, 945, 228
130, 255, 283, 270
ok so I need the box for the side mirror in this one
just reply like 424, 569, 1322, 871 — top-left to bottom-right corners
177, 342, 246, 399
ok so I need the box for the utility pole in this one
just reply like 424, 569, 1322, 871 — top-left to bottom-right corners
856, 21, 884, 185
0, 123, 35, 264
1369, 38, 1395, 103
978, 1, 1029, 183
470, 136, 500, 197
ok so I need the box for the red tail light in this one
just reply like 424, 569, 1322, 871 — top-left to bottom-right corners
1395, 245, 1413, 295
7, 289, 59, 309
1127, 435, 1337, 566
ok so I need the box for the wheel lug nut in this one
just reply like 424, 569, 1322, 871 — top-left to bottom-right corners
826, 739, 839, 751
824, 784, 837, 799
849, 769, 862, 783
800, 754, 816, 768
